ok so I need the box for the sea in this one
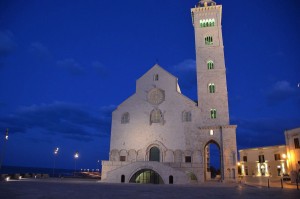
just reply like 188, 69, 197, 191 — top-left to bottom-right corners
0, 165, 75, 177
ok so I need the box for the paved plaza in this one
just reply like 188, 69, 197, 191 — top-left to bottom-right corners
0, 179, 299, 199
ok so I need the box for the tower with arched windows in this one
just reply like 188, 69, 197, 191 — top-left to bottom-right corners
101, 0, 237, 184
192, 0, 229, 126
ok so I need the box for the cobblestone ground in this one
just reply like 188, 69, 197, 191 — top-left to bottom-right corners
0, 179, 299, 199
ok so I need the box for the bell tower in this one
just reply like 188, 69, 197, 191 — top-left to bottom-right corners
192, 0, 229, 126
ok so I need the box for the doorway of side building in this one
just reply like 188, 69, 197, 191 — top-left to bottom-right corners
204, 140, 221, 181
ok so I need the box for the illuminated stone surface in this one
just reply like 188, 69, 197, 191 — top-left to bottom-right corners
101, 1, 238, 184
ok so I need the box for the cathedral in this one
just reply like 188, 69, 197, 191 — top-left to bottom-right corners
101, 0, 238, 184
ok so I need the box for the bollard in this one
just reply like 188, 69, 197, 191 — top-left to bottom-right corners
281, 179, 283, 189
268, 178, 270, 188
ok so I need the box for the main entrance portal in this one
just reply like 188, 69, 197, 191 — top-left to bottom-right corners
129, 169, 164, 184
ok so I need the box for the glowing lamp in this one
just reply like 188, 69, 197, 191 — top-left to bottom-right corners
74, 152, 79, 159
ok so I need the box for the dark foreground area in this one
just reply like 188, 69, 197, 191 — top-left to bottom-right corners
0, 178, 299, 199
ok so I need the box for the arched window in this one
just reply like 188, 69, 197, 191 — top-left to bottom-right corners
210, 109, 217, 119
207, 60, 214, 69
121, 112, 130, 124
149, 147, 160, 162
205, 36, 213, 45
154, 74, 159, 81
150, 109, 163, 124
200, 18, 215, 28
182, 111, 192, 122
208, 83, 215, 93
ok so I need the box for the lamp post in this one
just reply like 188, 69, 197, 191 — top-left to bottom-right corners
74, 152, 79, 175
0, 128, 9, 170
97, 160, 100, 172
53, 147, 59, 177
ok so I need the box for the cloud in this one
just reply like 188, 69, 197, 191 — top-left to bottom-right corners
92, 61, 109, 77
266, 80, 298, 105
28, 42, 51, 60
57, 59, 85, 75
0, 102, 115, 142
233, 117, 298, 149
170, 59, 197, 90
0, 30, 16, 57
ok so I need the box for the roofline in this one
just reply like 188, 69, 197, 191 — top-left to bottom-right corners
238, 144, 286, 152
136, 64, 179, 82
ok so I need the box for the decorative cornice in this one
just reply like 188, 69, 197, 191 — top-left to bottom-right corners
198, 124, 237, 130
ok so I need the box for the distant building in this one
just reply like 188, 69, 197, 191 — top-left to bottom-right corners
101, 0, 238, 184
238, 127, 300, 181
239, 145, 287, 178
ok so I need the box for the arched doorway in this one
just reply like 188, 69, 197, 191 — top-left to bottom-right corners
169, 175, 173, 184
129, 169, 164, 184
121, 175, 125, 183
149, 147, 160, 162
204, 140, 221, 181
186, 171, 198, 183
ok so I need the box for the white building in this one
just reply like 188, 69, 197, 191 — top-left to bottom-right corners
238, 127, 300, 182
239, 145, 288, 178
101, 0, 238, 184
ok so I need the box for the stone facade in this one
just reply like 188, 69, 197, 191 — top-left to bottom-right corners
101, 0, 237, 184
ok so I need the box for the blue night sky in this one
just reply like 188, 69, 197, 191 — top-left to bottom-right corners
0, 0, 299, 170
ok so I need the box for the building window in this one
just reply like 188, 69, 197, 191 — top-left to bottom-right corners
258, 155, 265, 163
200, 18, 215, 28
205, 36, 213, 45
150, 109, 163, 124
245, 166, 248, 176
121, 112, 130, 124
274, 154, 281, 161
185, 156, 192, 163
182, 111, 192, 122
209, 129, 214, 136
294, 138, 300, 149
121, 175, 125, 183
169, 175, 173, 184
243, 156, 247, 162
120, 156, 126, 162
210, 109, 217, 119
154, 74, 159, 81
208, 83, 215, 93
207, 60, 214, 70
149, 147, 160, 162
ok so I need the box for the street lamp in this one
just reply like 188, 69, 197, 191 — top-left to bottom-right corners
53, 147, 59, 177
5, 128, 8, 140
282, 154, 286, 159
74, 152, 79, 175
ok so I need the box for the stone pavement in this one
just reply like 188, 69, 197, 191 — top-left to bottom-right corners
0, 178, 299, 199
